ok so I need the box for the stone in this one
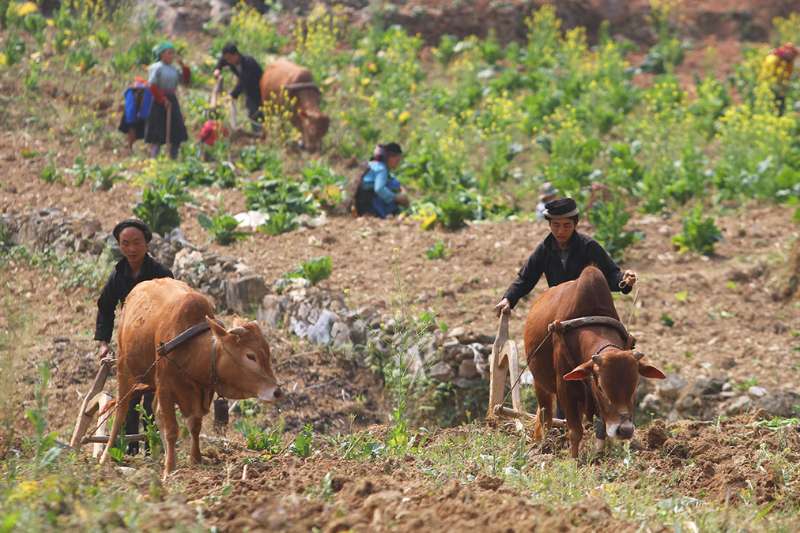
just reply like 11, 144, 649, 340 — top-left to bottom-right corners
306, 310, 338, 346
209, 0, 234, 24
656, 374, 687, 402
747, 386, 767, 398
447, 326, 465, 340
724, 395, 752, 416
755, 391, 800, 417
458, 359, 480, 379
225, 275, 268, 314
330, 320, 352, 348
428, 361, 453, 381
639, 393, 662, 414
403, 344, 425, 376
349, 319, 368, 346
234, 210, 267, 230
453, 377, 483, 389
258, 294, 287, 328
469, 343, 489, 379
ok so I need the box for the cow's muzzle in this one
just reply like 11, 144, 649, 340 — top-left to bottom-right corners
617, 421, 635, 439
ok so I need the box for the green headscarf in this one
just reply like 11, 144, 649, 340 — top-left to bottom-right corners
152, 41, 175, 61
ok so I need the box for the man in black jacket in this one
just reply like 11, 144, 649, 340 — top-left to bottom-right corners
95, 219, 173, 454
495, 197, 637, 316
214, 42, 264, 132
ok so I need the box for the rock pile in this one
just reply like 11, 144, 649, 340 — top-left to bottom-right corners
639, 375, 799, 421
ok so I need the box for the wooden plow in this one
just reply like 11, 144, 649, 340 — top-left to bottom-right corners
487, 313, 566, 428
69, 358, 146, 456
70, 356, 231, 456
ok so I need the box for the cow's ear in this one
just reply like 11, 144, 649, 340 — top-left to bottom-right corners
638, 362, 666, 379
206, 315, 228, 338
563, 360, 594, 381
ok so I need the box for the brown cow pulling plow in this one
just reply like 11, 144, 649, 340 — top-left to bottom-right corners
489, 266, 665, 457
71, 278, 281, 480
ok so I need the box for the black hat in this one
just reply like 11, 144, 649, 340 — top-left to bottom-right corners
382, 142, 402, 155
113, 219, 152, 243
543, 198, 579, 220
221, 42, 239, 55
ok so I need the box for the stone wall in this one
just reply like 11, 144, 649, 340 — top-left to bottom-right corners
1, 209, 493, 393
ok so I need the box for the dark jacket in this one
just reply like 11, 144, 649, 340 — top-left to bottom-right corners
94, 254, 174, 342
503, 231, 631, 309
215, 54, 263, 101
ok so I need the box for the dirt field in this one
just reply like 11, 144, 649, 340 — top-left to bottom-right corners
2, 142, 800, 530
2, 3, 800, 528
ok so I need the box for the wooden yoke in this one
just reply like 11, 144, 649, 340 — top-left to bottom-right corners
487, 312, 522, 418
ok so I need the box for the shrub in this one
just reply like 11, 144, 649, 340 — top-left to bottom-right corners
210, 2, 286, 59
260, 208, 298, 236
66, 46, 98, 73
425, 241, 448, 260
292, 6, 344, 82
198, 212, 246, 246
289, 424, 314, 458
286, 256, 333, 286
437, 195, 472, 230
588, 199, 641, 259
239, 146, 282, 173
714, 87, 799, 200
39, 162, 59, 184
133, 176, 189, 236
2, 31, 25, 65
234, 418, 283, 453
672, 205, 722, 255
244, 176, 318, 221
301, 161, 346, 210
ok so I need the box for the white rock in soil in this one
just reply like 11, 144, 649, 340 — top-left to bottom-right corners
724, 395, 752, 416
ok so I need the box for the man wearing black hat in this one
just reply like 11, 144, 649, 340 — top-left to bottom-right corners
213, 43, 264, 132
495, 197, 637, 316
95, 219, 173, 454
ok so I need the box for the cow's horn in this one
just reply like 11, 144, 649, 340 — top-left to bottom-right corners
591, 354, 601, 365
228, 327, 248, 336
633, 351, 645, 360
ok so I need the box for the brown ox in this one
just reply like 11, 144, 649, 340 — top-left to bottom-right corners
260, 59, 330, 152
524, 266, 665, 457
99, 278, 281, 479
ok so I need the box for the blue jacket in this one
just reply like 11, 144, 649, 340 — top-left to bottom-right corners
360, 161, 401, 218
123, 84, 153, 124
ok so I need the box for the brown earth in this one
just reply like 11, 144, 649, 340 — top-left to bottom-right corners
2, 139, 799, 395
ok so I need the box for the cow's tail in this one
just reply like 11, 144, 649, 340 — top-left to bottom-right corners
98, 383, 154, 417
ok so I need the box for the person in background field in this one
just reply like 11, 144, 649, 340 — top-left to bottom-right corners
535, 182, 558, 220
760, 42, 799, 115
213, 42, 264, 133
145, 41, 191, 159
197, 108, 226, 161
95, 219, 174, 455
355, 142, 410, 218
118, 77, 152, 152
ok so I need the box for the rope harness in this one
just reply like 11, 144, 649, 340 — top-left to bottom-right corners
85, 321, 228, 441
501, 315, 634, 406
